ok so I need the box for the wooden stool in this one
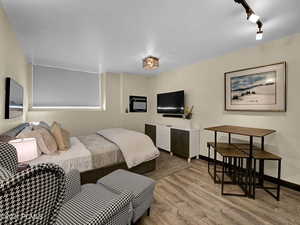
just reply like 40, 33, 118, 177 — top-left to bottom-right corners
234, 144, 282, 200
207, 142, 234, 183
207, 142, 250, 196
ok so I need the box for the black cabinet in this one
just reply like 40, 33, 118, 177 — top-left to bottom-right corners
171, 128, 190, 158
145, 124, 156, 145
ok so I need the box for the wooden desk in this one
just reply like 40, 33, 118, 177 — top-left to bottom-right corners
205, 125, 277, 199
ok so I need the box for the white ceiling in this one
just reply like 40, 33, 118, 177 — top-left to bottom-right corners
2, 0, 300, 75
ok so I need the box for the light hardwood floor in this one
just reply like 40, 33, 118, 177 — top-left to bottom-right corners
140, 152, 300, 225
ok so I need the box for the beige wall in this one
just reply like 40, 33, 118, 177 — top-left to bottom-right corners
0, 6, 29, 133
27, 72, 151, 136
148, 33, 300, 184
120, 73, 151, 132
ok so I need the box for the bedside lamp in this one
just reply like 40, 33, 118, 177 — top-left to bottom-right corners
9, 138, 39, 162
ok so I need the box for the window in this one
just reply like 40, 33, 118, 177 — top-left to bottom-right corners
32, 65, 101, 109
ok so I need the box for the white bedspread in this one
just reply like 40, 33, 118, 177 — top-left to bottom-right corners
97, 128, 160, 168
29, 137, 93, 173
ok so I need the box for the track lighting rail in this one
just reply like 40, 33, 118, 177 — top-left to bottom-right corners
234, 0, 263, 40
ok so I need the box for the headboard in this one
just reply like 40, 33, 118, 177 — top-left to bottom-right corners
1, 123, 29, 137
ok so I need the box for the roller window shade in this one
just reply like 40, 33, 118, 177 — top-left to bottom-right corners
33, 65, 100, 108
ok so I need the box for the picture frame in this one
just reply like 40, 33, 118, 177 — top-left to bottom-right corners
224, 62, 286, 112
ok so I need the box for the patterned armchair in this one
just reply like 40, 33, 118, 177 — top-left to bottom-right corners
0, 143, 66, 225
0, 143, 134, 225
0, 142, 18, 175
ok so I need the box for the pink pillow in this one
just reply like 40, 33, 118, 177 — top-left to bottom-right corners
17, 128, 57, 155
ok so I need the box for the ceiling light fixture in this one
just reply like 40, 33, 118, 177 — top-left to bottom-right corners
143, 56, 159, 70
234, 0, 264, 40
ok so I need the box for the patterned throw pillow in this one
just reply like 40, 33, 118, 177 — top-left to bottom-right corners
0, 166, 13, 181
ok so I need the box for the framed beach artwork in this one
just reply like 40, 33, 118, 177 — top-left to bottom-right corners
225, 62, 286, 112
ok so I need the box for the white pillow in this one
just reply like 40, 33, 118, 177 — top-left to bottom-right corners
9, 138, 40, 162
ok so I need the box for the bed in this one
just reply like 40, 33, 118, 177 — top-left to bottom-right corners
1, 123, 159, 184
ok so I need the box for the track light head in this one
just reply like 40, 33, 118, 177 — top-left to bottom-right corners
247, 12, 260, 24
234, 0, 264, 40
256, 29, 263, 40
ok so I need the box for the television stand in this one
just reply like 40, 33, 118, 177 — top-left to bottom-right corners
163, 114, 183, 118
145, 123, 200, 163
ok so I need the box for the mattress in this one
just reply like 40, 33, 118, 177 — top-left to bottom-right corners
29, 135, 124, 173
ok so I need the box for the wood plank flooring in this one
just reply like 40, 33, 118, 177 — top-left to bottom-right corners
139, 152, 300, 225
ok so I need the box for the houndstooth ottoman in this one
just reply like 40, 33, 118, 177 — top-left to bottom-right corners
97, 169, 155, 224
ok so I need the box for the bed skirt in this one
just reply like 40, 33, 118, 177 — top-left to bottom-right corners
80, 158, 156, 184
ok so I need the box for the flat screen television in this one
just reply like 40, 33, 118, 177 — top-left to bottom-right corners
157, 90, 184, 114
5, 77, 24, 119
